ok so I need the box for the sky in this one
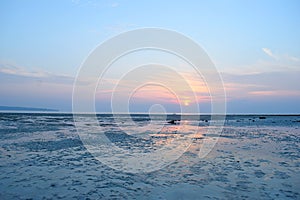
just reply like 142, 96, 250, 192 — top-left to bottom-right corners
0, 0, 300, 113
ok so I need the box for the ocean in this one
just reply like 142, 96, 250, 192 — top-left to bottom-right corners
0, 113, 299, 199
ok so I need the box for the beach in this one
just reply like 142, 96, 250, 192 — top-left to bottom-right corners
0, 113, 299, 199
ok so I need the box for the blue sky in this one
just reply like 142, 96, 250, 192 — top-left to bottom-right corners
0, 0, 300, 113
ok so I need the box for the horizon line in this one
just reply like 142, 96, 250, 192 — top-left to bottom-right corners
1, 111, 300, 116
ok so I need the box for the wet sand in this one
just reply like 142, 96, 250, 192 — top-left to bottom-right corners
0, 114, 299, 199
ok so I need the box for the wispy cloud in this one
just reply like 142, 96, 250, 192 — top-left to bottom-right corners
248, 90, 300, 96
94, 66, 215, 107
262, 47, 300, 63
284, 54, 300, 62
0, 62, 75, 110
262, 48, 277, 59
222, 70, 300, 100
0, 63, 49, 78
223, 48, 300, 75
0, 62, 74, 84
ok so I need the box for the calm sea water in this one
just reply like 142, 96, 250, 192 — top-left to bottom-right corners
0, 113, 299, 199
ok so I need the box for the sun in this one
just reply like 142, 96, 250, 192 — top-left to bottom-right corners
183, 100, 190, 106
